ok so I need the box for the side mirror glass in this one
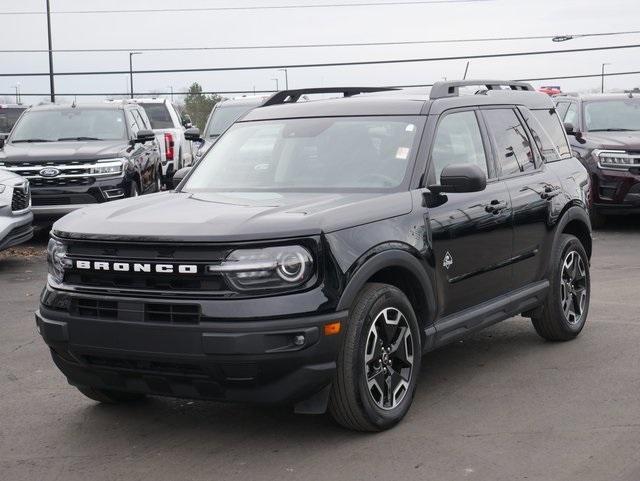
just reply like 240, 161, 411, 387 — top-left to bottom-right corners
184, 127, 202, 142
429, 163, 487, 194
564, 122, 582, 138
136, 129, 156, 143
172, 166, 191, 187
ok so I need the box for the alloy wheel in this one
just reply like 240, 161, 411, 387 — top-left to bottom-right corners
364, 307, 414, 410
560, 250, 588, 325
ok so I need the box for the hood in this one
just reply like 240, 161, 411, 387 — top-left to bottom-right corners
582, 131, 640, 150
0, 140, 127, 164
53, 190, 413, 242
0, 168, 26, 185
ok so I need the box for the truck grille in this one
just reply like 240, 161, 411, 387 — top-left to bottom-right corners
11, 183, 30, 212
72, 298, 202, 324
62, 241, 234, 297
2, 161, 119, 183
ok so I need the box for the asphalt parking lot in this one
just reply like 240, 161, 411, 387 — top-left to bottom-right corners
1, 220, 639, 481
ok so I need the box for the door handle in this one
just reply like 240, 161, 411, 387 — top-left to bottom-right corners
485, 199, 507, 214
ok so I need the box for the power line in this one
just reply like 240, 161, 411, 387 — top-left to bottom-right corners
0, 0, 491, 15
2, 43, 640, 78
3, 68, 640, 98
2, 30, 640, 54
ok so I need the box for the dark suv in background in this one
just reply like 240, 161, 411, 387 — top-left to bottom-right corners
555, 93, 640, 227
0, 103, 27, 139
0, 102, 162, 225
37, 82, 592, 431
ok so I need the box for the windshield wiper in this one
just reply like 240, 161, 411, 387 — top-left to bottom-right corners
57, 136, 103, 141
589, 128, 637, 132
11, 138, 52, 143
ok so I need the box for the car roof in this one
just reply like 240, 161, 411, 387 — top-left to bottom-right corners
127, 98, 168, 104
555, 93, 639, 102
242, 87, 555, 122
217, 96, 269, 108
29, 102, 133, 112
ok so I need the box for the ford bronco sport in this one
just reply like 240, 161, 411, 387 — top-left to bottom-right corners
37, 82, 592, 431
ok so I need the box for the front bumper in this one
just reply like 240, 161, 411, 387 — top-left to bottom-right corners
0, 210, 33, 251
591, 168, 640, 215
36, 301, 346, 405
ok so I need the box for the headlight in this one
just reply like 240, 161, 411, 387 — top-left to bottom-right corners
89, 158, 125, 175
47, 238, 71, 284
208, 245, 314, 291
594, 149, 640, 170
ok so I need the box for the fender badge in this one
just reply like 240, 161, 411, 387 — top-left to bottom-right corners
443, 251, 454, 270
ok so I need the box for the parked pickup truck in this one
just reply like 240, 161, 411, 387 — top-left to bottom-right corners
125, 98, 194, 187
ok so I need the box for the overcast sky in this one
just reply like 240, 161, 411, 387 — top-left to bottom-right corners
1, 0, 640, 104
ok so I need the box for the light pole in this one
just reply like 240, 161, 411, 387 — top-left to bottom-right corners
46, 0, 55, 102
129, 52, 142, 99
13, 83, 20, 104
601, 63, 611, 93
278, 68, 289, 90
271, 78, 279, 91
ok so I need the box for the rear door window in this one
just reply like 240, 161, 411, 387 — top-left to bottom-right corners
140, 103, 174, 129
555, 102, 570, 120
430, 110, 489, 182
564, 103, 579, 126
483, 108, 536, 176
522, 108, 571, 162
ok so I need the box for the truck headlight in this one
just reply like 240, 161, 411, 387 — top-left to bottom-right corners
208, 245, 314, 291
89, 158, 125, 175
47, 238, 71, 284
594, 149, 640, 170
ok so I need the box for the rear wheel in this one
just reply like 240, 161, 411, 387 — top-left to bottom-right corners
77, 386, 146, 404
532, 234, 590, 341
128, 181, 140, 198
329, 283, 421, 431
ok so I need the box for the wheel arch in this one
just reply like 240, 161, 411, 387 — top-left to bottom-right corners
555, 205, 592, 259
336, 249, 436, 330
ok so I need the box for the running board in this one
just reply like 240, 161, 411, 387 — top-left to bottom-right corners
424, 280, 549, 352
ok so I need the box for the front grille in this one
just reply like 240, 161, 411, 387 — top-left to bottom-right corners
32, 194, 97, 206
3, 160, 118, 181
62, 241, 233, 296
73, 298, 202, 324
83, 355, 206, 377
29, 177, 94, 188
11, 184, 30, 212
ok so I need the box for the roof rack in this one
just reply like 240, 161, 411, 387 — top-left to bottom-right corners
429, 80, 534, 100
262, 87, 398, 107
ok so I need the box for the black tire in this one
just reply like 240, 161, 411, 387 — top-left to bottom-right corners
532, 234, 590, 341
128, 181, 140, 198
76, 386, 146, 404
589, 208, 607, 229
155, 169, 163, 192
329, 283, 421, 431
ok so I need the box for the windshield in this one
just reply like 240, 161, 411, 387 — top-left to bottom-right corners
184, 116, 423, 192
204, 104, 256, 138
140, 103, 173, 129
11, 109, 126, 142
584, 99, 640, 131
0, 108, 25, 133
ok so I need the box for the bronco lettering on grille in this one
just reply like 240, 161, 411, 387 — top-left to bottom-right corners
74, 260, 199, 274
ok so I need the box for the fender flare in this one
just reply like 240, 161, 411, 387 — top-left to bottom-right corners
553, 204, 592, 257
336, 249, 436, 325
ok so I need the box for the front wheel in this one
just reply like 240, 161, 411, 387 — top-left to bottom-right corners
329, 283, 421, 431
128, 181, 140, 198
531, 234, 590, 341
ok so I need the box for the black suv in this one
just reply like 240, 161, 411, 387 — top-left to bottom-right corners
554, 93, 640, 227
37, 82, 592, 431
0, 102, 162, 225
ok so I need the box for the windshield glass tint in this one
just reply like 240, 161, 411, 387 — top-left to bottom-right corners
204, 104, 255, 138
11, 109, 126, 141
584, 99, 640, 131
0, 108, 25, 133
185, 116, 422, 191
140, 104, 173, 129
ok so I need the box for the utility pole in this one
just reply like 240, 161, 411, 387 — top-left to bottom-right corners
278, 68, 289, 90
463, 61, 470, 80
46, 0, 55, 102
168, 85, 174, 101
601, 63, 611, 93
129, 52, 142, 99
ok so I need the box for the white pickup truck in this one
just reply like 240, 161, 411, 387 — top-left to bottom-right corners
127, 98, 194, 187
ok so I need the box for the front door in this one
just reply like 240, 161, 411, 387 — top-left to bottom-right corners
425, 109, 514, 318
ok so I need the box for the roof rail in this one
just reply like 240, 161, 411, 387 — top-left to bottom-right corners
429, 80, 534, 100
262, 87, 398, 107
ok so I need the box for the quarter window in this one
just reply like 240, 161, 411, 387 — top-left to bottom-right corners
430, 111, 489, 182
564, 103, 579, 126
484, 109, 535, 176
524, 108, 571, 161
555, 102, 570, 120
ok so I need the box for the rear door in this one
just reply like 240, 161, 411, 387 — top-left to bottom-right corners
480, 106, 564, 289
425, 108, 514, 317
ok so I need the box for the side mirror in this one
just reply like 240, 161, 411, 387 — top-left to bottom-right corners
429, 163, 487, 194
181, 116, 193, 129
0, 137, 5, 149
136, 129, 156, 143
172, 166, 191, 187
184, 127, 202, 142
564, 122, 583, 139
